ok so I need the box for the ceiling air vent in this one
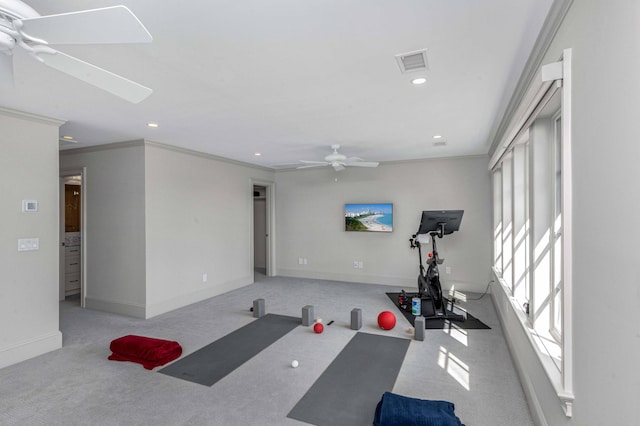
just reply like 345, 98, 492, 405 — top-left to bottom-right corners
395, 49, 429, 73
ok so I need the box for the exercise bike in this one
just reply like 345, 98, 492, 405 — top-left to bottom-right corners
406, 210, 465, 321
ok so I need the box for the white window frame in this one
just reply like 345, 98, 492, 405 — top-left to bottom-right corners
550, 111, 563, 342
489, 49, 574, 417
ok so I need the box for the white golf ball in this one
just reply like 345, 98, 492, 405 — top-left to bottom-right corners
291, 360, 299, 368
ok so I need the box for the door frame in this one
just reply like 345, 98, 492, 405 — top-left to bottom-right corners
60, 167, 87, 307
251, 179, 276, 277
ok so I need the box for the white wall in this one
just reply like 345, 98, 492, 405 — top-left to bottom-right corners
566, 1, 640, 423
0, 110, 62, 369
275, 156, 492, 292
61, 142, 275, 318
60, 142, 147, 317
491, 1, 640, 424
60, 143, 490, 318
144, 143, 273, 317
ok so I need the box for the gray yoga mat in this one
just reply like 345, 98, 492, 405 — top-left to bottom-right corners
288, 332, 410, 426
159, 313, 300, 386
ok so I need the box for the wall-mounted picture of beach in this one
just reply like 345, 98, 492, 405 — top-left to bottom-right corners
344, 203, 393, 232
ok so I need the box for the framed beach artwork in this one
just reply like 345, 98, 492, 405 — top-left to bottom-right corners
344, 203, 393, 232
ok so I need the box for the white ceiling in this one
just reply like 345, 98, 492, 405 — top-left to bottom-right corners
1, 0, 554, 169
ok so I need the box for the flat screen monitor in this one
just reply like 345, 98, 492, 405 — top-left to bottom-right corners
416, 210, 464, 235
344, 203, 393, 232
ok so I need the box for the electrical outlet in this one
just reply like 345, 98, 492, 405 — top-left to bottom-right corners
353, 260, 359, 269
202, 273, 208, 282
298, 257, 303, 265
445, 266, 451, 274
303, 258, 308, 265
358, 261, 364, 269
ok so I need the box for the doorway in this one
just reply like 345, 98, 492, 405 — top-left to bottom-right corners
253, 185, 267, 277
59, 170, 86, 307
252, 181, 275, 279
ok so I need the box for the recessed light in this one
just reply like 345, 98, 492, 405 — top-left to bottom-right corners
411, 77, 427, 85
254, 152, 262, 156
62, 135, 74, 140
433, 135, 442, 139
147, 122, 159, 128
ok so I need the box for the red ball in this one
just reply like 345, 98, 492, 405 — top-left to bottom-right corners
313, 323, 324, 333
377, 311, 396, 330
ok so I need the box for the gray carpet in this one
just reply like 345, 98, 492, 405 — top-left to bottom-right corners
288, 332, 410, 426
0, 274, 534, 425
160, 313, 300, 386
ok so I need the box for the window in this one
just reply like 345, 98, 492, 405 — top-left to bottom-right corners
501, 154, 513, 290
492, 170, 503, 275
492, 92, 565, 382
512, 141, 530, 311
550, 113, 563, 340
489, 49, 573, 416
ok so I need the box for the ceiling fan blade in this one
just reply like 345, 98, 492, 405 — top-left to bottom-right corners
35, 48, 152, 103
297, 164, 329, 169
0, 53, 14, 89
299, 160, 329, 165
346, 161, 379, 168
18, 6, 152, 45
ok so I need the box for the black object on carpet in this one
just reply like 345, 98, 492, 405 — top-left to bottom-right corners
288, 332, 410, 426
159, 313, 300, 386
386, 293, 490, 330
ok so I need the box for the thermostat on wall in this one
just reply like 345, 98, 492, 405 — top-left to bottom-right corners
22, 200, 38, 212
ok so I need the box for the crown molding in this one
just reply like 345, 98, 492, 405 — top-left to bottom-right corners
0, 106, 65, 127
487, 0, 574, 157
143, 140, 274, 172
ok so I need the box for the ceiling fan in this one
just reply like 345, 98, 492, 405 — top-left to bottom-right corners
297, 144, 379, 172
0, 0, 153, 103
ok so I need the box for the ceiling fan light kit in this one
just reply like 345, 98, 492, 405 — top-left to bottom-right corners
0, 0, 153, 103
297, 144, 379, 172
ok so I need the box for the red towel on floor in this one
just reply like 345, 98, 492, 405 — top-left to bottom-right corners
108, 335, 182, 370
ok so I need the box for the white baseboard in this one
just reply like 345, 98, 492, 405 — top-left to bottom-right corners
276, 269, 415, 287
84, 276, 253, 319
276, 269, 486, 294
491, 287, 548, 426
0, 330, 62, 370
85, 297, 146, 318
